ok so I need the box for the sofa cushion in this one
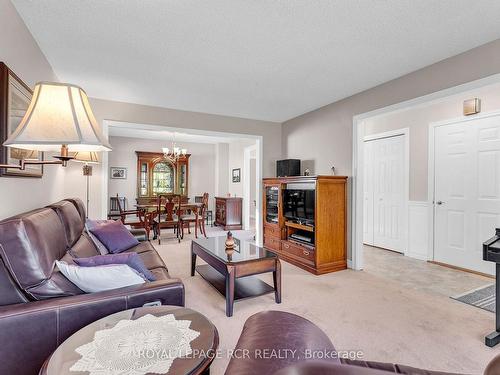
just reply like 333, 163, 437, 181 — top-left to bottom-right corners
68, 233, 100, 259
89, 220, 139, 254
225, 311, 338, 375
74, 253, 156, 282
47, 200, 85, 247
137, 250, 166, 271
0, 207, 83, 300
124, 241, 156, 254
56, 260, 145, 293
150, 267, 170, 280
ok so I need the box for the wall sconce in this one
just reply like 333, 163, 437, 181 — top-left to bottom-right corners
463, 98, 481, 116
1, 82, 111, 171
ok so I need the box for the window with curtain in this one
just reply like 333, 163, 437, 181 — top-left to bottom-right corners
152, 161, 174, 194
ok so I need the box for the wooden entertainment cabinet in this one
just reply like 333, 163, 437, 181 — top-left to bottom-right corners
263, 175, 347, 275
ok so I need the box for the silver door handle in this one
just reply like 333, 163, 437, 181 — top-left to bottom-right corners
436, 201, 445, 205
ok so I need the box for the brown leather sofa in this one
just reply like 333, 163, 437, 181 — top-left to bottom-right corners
226, 311, 496, 375
0, 198, 184, 375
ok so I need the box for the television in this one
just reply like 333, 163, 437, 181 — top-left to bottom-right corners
282, 189, 315, 223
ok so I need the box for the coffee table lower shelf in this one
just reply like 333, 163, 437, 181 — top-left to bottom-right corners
196, 264, 275, 301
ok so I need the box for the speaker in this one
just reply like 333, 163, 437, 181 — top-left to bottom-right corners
277, 159, 301, 177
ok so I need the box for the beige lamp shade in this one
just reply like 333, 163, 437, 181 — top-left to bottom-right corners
3, 82, 112, 152
71, 151, 99, 164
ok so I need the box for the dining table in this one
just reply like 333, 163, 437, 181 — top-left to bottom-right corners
135, 203, 204, 240
135, 202, 203, 212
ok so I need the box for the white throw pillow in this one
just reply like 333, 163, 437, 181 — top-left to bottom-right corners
56, 260, 145, 293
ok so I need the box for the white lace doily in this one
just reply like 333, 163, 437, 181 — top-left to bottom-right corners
70, 314, 200, 375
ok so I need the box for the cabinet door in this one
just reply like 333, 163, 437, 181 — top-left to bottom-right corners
264, 185, 280, 226
177, 160, 188, 196
139, 161, 149, 197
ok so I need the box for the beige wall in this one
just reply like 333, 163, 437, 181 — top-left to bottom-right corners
0, 0, 68, 219
228, 139, 256, 198
107, 136, 217, 211
364, 82, 500, 202
283, 39, 500, 177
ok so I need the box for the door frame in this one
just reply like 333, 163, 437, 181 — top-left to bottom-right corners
428, 109, 500, 262
363, 128, 410, 255
243, 143, 258, 230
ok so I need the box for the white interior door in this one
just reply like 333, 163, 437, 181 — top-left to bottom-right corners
364, 135, 407, 252
434, 115, 500, 275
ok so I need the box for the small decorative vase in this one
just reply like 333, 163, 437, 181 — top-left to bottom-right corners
225, 231, 235, 249
225, 247, 234, 262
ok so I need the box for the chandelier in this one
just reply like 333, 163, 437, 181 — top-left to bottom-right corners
162, 135, 187, 162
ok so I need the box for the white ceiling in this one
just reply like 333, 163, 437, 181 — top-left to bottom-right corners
108, 121, 255, 144
12, 0, 500, 122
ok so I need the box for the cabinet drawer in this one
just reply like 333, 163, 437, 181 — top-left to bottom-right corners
264, 236, 280, 251
281, 241, 315, 265
264, 226, 281, 238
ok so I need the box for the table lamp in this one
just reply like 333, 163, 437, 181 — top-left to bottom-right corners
72, 151, 99, 218
1, 81, 111, 171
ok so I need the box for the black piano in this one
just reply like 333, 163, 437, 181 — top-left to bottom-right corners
483, 228, 500, 347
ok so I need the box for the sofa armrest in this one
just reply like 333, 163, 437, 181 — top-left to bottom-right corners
129, 227, 148, 242
0, 278, 184, 375
225, 311, 337, 375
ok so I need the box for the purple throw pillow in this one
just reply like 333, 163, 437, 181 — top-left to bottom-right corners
89, 220, 139, 254
85, 219, 115, 255
74, 253, 156, 282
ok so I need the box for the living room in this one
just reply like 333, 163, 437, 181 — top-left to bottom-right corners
2, 1, 500, 375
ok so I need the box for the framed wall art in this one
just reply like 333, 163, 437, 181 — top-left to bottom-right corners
0, 62, 43, 177
232, 168, 241, 183
110, 167, 127, 179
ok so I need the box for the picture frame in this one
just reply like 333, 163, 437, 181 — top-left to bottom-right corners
232, 168, 241, 183
0, 62, 44, 178
110, 167, 127, 179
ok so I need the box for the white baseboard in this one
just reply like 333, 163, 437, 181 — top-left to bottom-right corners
407, 201, 430, 260
347, 259, 353, 269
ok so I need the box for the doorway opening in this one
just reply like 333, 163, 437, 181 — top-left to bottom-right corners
100, 120, 264, 246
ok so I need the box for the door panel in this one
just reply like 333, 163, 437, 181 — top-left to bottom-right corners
363, 141, 374, 245
434, 116, 500, 275
364, 135, 406, 252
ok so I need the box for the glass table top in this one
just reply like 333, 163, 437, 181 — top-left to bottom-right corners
192, 236, 276, 263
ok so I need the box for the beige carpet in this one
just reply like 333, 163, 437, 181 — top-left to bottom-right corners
155, 233, 498, 375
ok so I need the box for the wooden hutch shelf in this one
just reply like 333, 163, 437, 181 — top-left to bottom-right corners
263, 175, 347, 275
135, 151, 190, 205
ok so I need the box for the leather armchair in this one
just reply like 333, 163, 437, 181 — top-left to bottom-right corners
225, 311, 479, 375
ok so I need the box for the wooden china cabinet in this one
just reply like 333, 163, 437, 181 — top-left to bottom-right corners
136, 151, 190, 205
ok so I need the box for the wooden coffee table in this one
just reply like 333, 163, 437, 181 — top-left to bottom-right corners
191, 236, 281, 317
39, 306, 218, 375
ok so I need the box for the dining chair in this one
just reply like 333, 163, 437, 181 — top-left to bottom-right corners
195, 195, 213, 227
116, 194, 153, 240
108, 195, 126, 219
180, 193, 208, 239
153, 194, 181, 244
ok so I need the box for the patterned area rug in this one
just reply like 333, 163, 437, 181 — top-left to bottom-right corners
452, 284, 495, 313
